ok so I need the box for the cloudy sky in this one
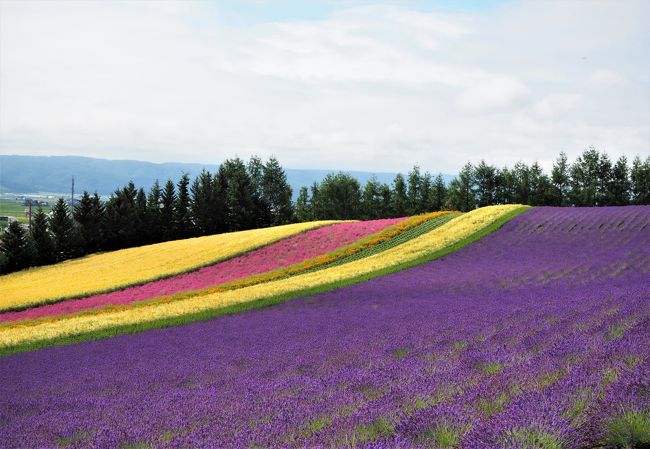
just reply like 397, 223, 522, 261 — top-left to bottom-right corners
0, 0, 648, 173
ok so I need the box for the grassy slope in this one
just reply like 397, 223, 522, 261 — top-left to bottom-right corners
0, 206, 530, 356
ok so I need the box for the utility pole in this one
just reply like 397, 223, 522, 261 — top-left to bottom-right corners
71, 176, 75, 207
28, 199, 32, 228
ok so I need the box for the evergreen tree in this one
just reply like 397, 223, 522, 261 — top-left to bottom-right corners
419, 172, 433, 213
135, 187, 148, 243
262, 156, 293, 225
406, 166, 422, 215
551, 152, 570, 206
294, 186, 311, 222
74, 191, 105, 254
103, 183, 140, 249
174, 173, 193, 238
361, 176, 383, 219
429, 174, 447, 211
474, 160, 496, 207
597, 153, 614, 205
495, 167, 515, 204
512, 162, 531, 204
248, 155, 270, 227
390, 174, 408, 217
570, 147, 601, 206
31, 207, 55, 265
379, 183, 392, 217
318, 172, 362, 219
631, 156, 650, 205
160, 179, 176, 240
50, 197, 77, 261
309, 182, 322, 220
146, 180, 163, 243
191, 170, 225, 235
529, 161, 551, 206
0, 220, 34, 273
220, 158, 256, 231
609, 156, 631, 206
445, 163, 475, 212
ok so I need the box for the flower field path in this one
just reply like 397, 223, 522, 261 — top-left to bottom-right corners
1, 206, 648, 448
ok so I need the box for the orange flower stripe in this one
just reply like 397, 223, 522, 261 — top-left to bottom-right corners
0, 211, 457, 332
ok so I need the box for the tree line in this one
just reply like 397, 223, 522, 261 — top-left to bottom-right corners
295, 148, 650, 219
1, 148, 649, 274
0, 156, 293, 274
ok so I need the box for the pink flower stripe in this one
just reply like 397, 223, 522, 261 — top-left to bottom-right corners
1, 218, 406, 323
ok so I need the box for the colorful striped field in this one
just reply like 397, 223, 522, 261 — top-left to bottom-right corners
0, 206, 525, 353
1, 206, 648, 449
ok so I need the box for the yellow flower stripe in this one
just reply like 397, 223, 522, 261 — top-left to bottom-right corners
0, 221, 341, 312
0, 205, 522, 349
0, 211, 455, 331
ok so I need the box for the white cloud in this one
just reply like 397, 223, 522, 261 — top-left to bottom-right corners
0, 0, 648, 174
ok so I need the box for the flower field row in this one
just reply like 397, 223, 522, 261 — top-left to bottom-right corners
0, 205, 525, 352
0, 217, 407, 324
0, 220, 340, 312
302, 212, 460, 271
2, 206, 648, 448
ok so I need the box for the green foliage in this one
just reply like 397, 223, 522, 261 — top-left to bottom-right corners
31, 207, 55, 265
361, 176, 385, 219
315, 172, 362, 220
294, 186, 311, 222
262, 156, 293, 225
160, 178, 176, 240
393, 347, 410, 360
478, 362, 503, 375
190, 170, 224, 235
220, 158, 256, 231
50, 198, 78, 261
478, 393, 508, 417
606, 410, 650, 448
608, 323, 627, 341
418, 422, 470, 448
391, 173, 408, 217
146, 180, 163, 243
631, 156, 650, 205
453, 340, 468, 350
103, 182, 141, 249
299, 415, 332, 438
551, 151, 571, 206
0, 220, 34, 273
174, 173, 192, 238
352, 417, 395, 442
429, 173, 448, 211
73, 191, 105, 254
563, 387, 592, 426
446, 163, 475, 212
501, 427, 564, 449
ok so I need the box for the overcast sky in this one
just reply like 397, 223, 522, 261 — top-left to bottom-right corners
0, 0, 648, 173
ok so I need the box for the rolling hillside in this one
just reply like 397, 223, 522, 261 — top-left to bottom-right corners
1, 206, 649, 448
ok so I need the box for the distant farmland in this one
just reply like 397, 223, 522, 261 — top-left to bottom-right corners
0, 198, 54, 227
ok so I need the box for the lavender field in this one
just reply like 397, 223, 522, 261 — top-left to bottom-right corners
1, 207, 649, 449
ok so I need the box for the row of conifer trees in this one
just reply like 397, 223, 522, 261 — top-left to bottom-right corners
1, 148, 649, 274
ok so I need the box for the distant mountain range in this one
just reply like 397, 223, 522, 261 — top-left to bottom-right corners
0, 155, 454, 199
